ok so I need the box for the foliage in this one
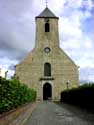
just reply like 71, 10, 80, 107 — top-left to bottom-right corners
0, 77, 36, 114
60, 83, 94, 109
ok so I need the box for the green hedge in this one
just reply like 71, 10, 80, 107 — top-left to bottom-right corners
0, 77, 36, 114
60, 83, 94, 110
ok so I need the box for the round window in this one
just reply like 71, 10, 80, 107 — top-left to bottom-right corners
44, 47, 51, 53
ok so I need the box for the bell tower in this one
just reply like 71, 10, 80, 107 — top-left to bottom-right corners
35, 7, 59, 50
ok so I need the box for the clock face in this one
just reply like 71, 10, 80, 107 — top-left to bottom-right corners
44, 47, 51, 53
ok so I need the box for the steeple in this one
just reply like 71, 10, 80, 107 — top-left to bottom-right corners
36, 7, 59, 19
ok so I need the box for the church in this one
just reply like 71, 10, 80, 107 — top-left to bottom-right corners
15, 7, 79, 100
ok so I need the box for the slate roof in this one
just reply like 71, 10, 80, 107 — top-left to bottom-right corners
36, 7, 58, 19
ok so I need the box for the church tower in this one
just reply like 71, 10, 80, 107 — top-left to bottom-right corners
15, 7, 79, 100
35, 7, 59, 49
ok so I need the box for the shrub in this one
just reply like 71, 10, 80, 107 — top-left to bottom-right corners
60, 83, 94, 109
0, 77, 36, 114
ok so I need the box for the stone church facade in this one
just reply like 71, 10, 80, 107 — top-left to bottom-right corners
15, 7, 79, 100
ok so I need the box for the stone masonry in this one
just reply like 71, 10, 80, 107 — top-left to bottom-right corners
15, 7, 79, 100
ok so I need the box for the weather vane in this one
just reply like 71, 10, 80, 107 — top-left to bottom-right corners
46, 0, 48, 8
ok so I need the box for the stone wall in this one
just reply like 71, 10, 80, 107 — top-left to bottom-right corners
0, 102, 36, 125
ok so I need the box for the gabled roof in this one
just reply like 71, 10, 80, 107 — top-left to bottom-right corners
36, 7, 59, 19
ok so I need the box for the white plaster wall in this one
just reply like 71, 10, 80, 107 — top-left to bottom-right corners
0, 68, 7, 78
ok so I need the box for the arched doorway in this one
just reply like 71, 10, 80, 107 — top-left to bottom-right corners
43, 83, 52, 100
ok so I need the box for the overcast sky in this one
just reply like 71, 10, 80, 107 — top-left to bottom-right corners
0, 0, 94, 82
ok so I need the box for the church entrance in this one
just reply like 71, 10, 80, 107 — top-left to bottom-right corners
43, 83, 52, 100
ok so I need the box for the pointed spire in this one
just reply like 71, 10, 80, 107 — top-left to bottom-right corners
36, 7, 59, 19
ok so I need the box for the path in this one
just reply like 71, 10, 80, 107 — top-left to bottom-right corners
25, 101, 94, 125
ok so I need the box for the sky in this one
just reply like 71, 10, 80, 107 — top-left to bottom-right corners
0, 0, 94, 82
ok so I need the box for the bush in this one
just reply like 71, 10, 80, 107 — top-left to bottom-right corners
60, 83, 94, 110
0, 77, 36, 114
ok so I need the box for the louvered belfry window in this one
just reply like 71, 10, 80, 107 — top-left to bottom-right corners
45, 23, 50, 32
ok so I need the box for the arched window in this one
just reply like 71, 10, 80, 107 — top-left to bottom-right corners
45, 23, 50, 32
44, 63, 51, 76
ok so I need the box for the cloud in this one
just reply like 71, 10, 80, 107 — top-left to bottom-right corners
58, 0, 94, 82
79, 67, 94, 82
0, 0, 93, 82
0, 56, 18, 78
0, 57, 18, 69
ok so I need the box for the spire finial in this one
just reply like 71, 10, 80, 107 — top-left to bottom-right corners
46, 0, 48, 8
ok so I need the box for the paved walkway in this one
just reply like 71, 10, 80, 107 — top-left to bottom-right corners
25, 101, 94, 125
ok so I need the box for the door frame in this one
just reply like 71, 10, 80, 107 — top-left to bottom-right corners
41, 80, 54, 100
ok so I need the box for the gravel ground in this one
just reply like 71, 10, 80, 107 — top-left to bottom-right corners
25, 101, 94, 125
